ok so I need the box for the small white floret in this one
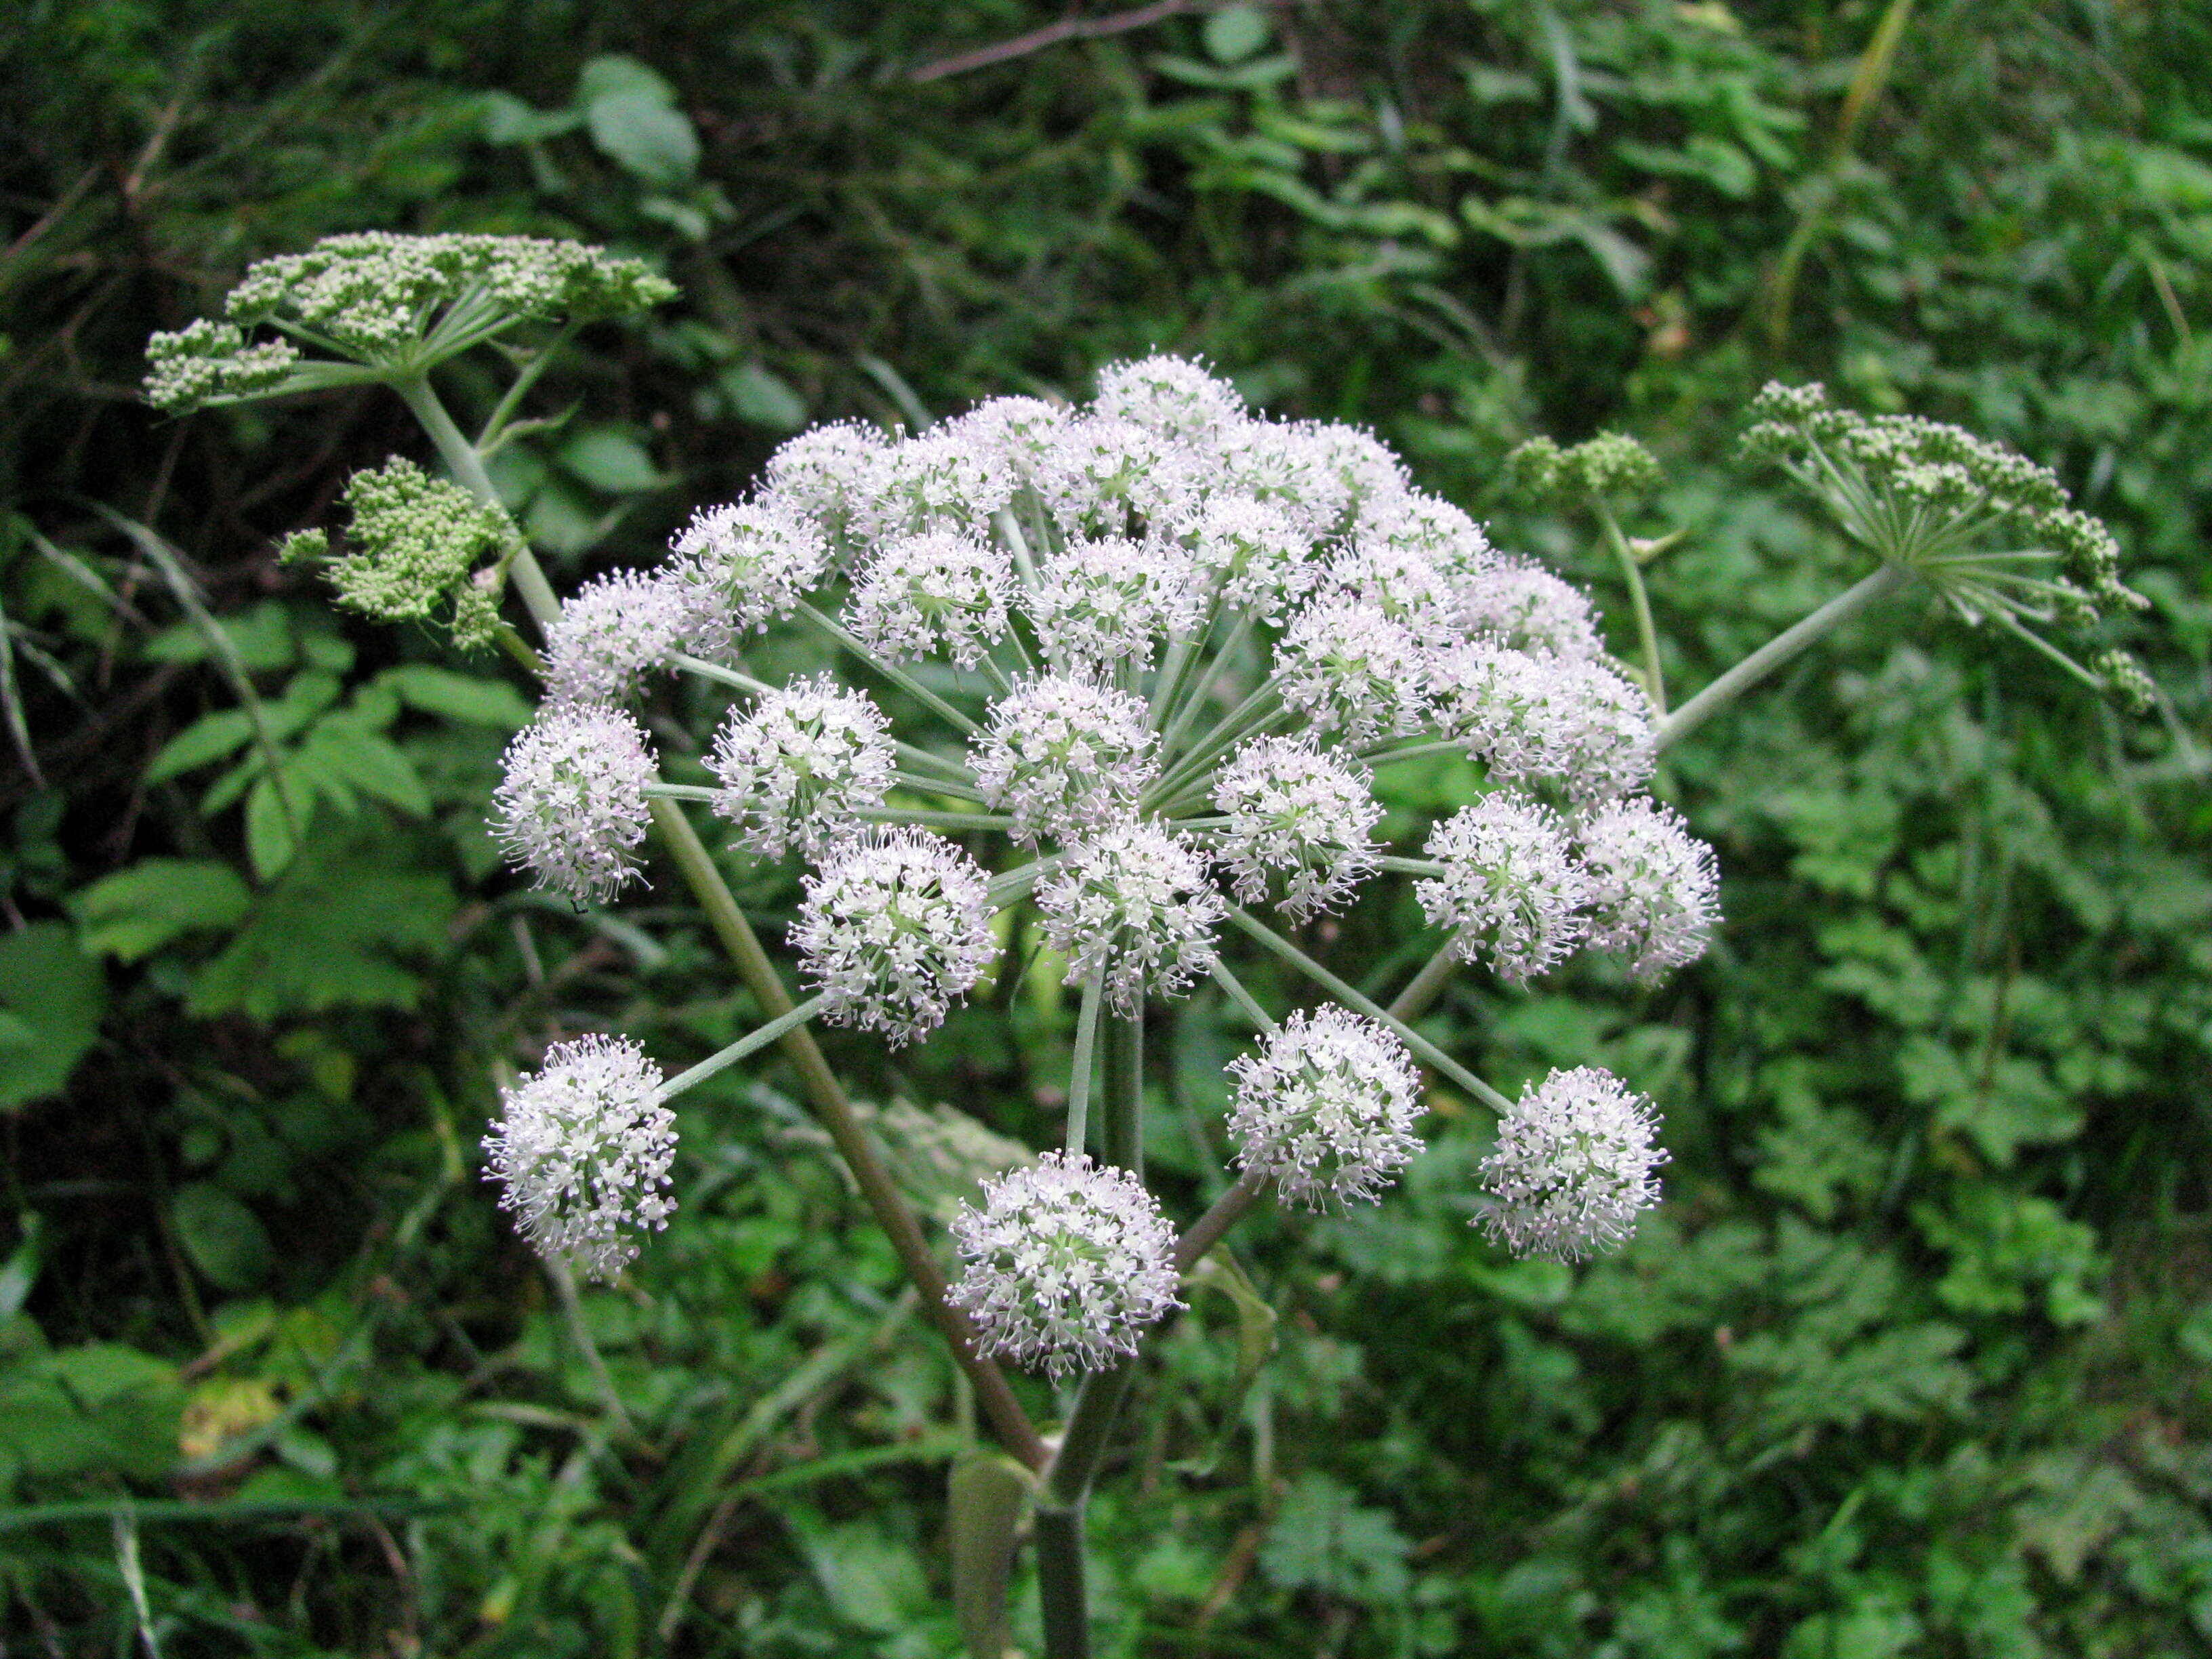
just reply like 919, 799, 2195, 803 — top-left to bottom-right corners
1227, 1006, 1423, 1209
1477, 1066, 1666, 1260
1576, 796, 1719, 982
708, 676, 896, 857
491, 705, 656, 903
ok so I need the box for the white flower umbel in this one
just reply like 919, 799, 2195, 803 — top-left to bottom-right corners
1298, 420, 1411, 525
1036, 818, 1227, 1015
1025, 536, 1201, 674
1456, 560, 1605, 662
1093, 354, 1247, 445
1357, 492, 1496, 584
948, 1151, 1184, 1379
943, 396, 1069, 486
708, 676, 896, 857
1416, 795, 1590, 983
846, 529, 1014, 668
792, 827, 998, 1045
1176, 495, 1318, 618
1577, 797, 1720, 982
970, 675, 1158, 844
1477, 1065, 1666, 1261
1219, 420, 1349, 540
670, 497, 831, 653
1212, 736, 1382, 922
541, 569, 688, 708
851, 429, 1015, 549
1227, 1006, 1423, 1209
1432, 642, 1654, 803
1275, 598, 1430, 748
1328, 540, 1460, 649
760, 419, 889, 556
483, 1034, 676, 1282
1038, 415, 1197, 539
493, 705, 656, 903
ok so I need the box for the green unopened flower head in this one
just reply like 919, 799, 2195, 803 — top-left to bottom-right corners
144, 232, 676, 409
144, 319, 302, 413
308, 458, 514, 644
1507, 432, 1665, 505
1741, 381, 2150, 703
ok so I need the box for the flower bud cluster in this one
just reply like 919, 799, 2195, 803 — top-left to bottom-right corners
310, 457, 515, 636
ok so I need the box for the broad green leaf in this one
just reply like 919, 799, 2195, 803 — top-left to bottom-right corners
245, 773, 305, 880
557, 427, 666, 493
478, 89, 583, 145
383, 665, 532, 728
140, 600, 295, 670
0, 922, 103, 1111
720, 363, 808, 432
146, 708, 256, 783
187, 834, 455, 1021
293, 724, 432, 817
1204, 5, 1271, 64
171, 1183, 272, 1292
72, 859, 251, 961
1260, 1472, 1411, 1605
947, 1452, 1033, 1659
586, 87, 699, 187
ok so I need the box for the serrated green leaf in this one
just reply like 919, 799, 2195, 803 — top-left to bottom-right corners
72, 859, 251, 961
294, 724, 431, 817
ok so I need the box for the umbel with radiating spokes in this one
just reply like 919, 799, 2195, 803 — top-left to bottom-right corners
147, 232, 2148, 1658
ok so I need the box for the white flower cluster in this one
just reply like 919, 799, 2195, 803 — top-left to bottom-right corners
1275, 600, 1431, 747
483, 1034, 676, 1282
948, 1150, 1184, 1378
791, 827, 998, 1045
670, 499, 830, 653
1211, 737, 1381, 921
1432, 642, 1653, 803
492, 705, 656, 903
848, 530, 1012, 666
1025, 537, 1201, 673
542, 570, 687, 708
1578, 798, 1721, 983
1417, 795, 1590, 983
1477, 1066, 1667, 1260
708, 676, 895, 857
970, 676, 1158, 844
1036, 819, 1227, 1015
1227, 1007, 1422, 1208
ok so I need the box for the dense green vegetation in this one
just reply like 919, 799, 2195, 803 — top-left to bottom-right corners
3, 1, 2210, 1653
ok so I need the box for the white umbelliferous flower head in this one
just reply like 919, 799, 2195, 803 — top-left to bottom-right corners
1432, 643, 1654, 802
846, 529, 1013, 667
969, 676, 1158, 843
1577, 797, 1720, 981
708, 676, 895, 857
760, 420, 888, 554
670, 497, 830, 653
1298, 421, 1411, 524
1176, 495, 1318, 617
1417, 795, 1591, 982
1357, 492, 1496, 584
1227, 1006, 1423, 1209
483, 1034, 676, 1282
1329, 540, 1460, 648
1219, 420, 1349, 539
1036, 818, 1227, 1014
1456, 560, 1605, 662
851, 430, 1015, 548
1038, 415, 1195, 538
1212, 737, 1382, 922
792, 827, 998, 1044
944, 396, 1069, 485
1025, 536, 1200, 672
1093, 354, 1246, 445
542, 569, 687, 707
493, 705, 656, 903
1477, 1066, 1666, 1260
948, 1151, 1184, 1378
1275, 599, 1430, 748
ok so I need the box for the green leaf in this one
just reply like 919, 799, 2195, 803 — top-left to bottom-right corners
171, 1184, 272, 1291
947, 1452, 1033, 1659
557, 427, 667, 494
0, 923, 103, 1111
1260, 1472, 1411, 1605
245, 773, 306, 880
293, 724, 432, 817
0, 1343, 182, 1481
72, 859, 251, 962
478, 89, 583, 145
582, 55, 699, 188
139, 600, 295, 671
720, 363, 808, 432
146, 708, 256, 784
382, 665, 532, 728
186, 834, 455, 1021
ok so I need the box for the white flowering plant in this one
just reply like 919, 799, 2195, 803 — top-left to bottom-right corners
146, 232, 2149, 1656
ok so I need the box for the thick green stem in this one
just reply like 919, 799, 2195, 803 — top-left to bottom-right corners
1065, 966, 1106, 1155
1597, 502, 1667, 718
392, 374, 561, 629
1389, 941, 1464, 1024
1101, 1012, 1143, 1178
1174, 1167, 1269, 1272
1033, 1503, 1091, 1658
1656, 563, 1910, 752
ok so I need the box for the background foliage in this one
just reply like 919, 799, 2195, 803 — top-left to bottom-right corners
3, 0, 2210, 1653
